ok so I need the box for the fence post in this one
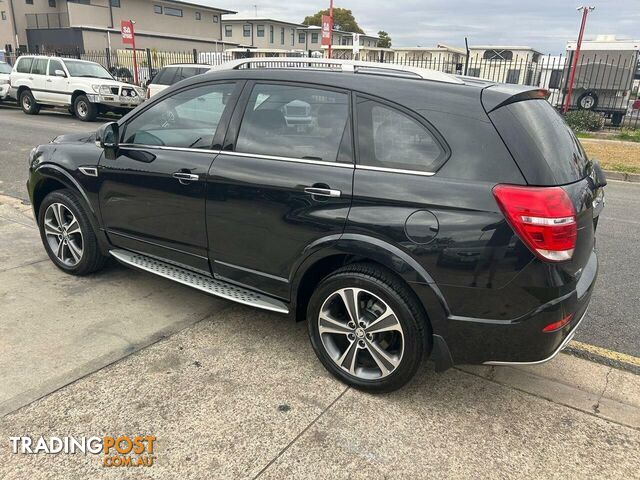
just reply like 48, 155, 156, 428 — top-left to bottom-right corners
193, 48, 198, 64
146, 48, 153, 81
75, 46, 81, 59
105, 48, 112, 71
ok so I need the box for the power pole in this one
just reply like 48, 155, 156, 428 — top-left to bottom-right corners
563, 6, 595, 113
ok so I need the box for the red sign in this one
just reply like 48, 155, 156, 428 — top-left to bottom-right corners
321, 15, 332, 46
121, 20, 135, 45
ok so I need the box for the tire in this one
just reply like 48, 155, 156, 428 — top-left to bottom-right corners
611, 112, 623, 127
20, 89, 40, 115
577, 91, 598, 110
307, 263, 430, 393
74, 94, 98, 122
37, 189, 108, 276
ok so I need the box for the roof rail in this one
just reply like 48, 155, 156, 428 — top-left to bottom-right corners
211, 57, 464, 85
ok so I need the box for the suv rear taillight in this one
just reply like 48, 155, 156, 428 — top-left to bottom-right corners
492, 185, 577, 262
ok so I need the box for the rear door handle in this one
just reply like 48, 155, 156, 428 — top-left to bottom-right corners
304, 187, 341, 198
172, 172, 199, 182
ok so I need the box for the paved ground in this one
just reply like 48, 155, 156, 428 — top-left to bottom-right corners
1, 105, 638, 358
0, 194, 639, 478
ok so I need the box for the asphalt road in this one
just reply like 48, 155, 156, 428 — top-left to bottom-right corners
0, 104, 638, 358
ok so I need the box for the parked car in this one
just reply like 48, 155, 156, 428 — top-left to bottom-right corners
0, 61, 12, 102
27, 58, 604, 392
146, 64, 212, 98
10, 56, 145, 121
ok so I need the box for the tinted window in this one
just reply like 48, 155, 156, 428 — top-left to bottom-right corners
175, 67, 203, 82
123, 83, 235, 149
16, 57, 33, 73
236, 84, 351, 163
356, 98, 445, 172
151, 67, 177, 85
490, 99, 589, 185
48, 59, 64, 76
31, 58, 47, 75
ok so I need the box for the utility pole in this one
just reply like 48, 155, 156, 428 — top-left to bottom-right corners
563, 6, 595, 113
328, 0, 333, 59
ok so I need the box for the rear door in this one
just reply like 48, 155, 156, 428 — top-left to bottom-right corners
206, 81, 354, 299
29, 57, 48, 102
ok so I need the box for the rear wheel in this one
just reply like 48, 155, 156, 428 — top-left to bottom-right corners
577, 91, 598, 110
38, 189, 108, 275
74, 94, 97, 122
307, 263, 430, 393
20, 90, 40, 115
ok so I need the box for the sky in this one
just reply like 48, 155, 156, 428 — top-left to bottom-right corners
204, 0, 639, 54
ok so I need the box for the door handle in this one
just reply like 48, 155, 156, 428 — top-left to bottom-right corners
304, 187, 341, 198
46, 79, 52, 83
172, 172, 199, 182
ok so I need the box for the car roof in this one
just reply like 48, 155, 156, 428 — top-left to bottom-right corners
161, 63, 212, 69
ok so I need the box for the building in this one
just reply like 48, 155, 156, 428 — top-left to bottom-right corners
220, 16, 310, 54
1, 0, 237, 53
466, 45, 542, 84
393, 44, 465, 73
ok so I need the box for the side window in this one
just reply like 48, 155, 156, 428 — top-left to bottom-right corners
175, 67, 200, 82
48, 59, 63, 76
356, 98, 445, 172
123, 83, 235, 149
16, 57, 33, 73
236, 83, 351, 163
151, 67, 177, 85
31, 58, 47, 75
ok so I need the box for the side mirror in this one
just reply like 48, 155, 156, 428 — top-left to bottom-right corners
54, 69, 66, 78
95, 122, 119, 160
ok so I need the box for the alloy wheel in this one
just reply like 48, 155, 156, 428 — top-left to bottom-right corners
77, 101, 88, 118
44, 203, 84, 266
22, 95, 31, 109
318, 288, 405, 380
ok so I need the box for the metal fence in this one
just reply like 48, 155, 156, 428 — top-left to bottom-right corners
3, 47, 639, 129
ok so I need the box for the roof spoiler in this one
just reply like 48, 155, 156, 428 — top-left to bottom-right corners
481, 84, 550, 113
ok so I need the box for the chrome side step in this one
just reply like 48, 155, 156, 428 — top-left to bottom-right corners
110, 249, 289, 314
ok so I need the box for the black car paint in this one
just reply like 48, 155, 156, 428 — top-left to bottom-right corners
27, 68, 600, 370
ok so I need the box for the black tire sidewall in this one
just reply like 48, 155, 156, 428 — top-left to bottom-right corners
578, 91, 598, 110
74, 95, 97, 121
37, 190, 102, 275
20, 90, 38, 114
307, 271, 425, 393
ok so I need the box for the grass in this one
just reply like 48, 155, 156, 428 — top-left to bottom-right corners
576, 128, 640, 143
579, 137, 640, 174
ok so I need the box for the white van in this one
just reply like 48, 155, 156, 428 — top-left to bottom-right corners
146, 64, 212, 98
10, 56, 145, 121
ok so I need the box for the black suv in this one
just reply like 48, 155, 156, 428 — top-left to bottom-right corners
27, 58, 605, 392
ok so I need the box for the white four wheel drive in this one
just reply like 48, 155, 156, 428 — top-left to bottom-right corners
9, 56, 145, 121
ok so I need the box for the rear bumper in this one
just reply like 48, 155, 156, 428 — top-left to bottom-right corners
430, 249, 598, 366
0, 84, 10, 99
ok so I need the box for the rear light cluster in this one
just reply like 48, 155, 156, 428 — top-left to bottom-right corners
492, 185, 577, 262
542, 313, 573, 333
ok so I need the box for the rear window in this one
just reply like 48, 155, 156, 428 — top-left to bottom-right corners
490, 99, 588, 185
16, 57, 33, 73
151, 67, 177, 85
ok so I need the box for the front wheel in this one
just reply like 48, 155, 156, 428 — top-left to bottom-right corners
74, 94, 98, 122
38, 189, 108, 275
307, 263, 430, 393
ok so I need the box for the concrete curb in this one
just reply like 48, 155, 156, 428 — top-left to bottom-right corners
604, 170, 640, 183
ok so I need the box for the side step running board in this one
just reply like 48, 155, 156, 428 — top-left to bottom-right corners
110, 249, 289, 314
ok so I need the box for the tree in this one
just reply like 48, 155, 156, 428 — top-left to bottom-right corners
302, 8, 365, 34
377, 31, 392, 48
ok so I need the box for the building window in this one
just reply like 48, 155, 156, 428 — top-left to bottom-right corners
257, 25, 264, 37
311, 32, 318, 43
269, 25, 274, 43
154, 5, 162, 14
25, 0, 33, 5
164, 6, 182, 17
225, 25, 232, 37
483, 49, 513, 61
212, 15, 218, 22
109, 0, 119, 7
298, 32, 305, 44
243, 24, 251, 37
1, 11, 6, 20
290, 28, 294, 46
49, 0, 56, 7
280, 27, 284, 45
195, 11, 201, 20
506, 69, 520, 84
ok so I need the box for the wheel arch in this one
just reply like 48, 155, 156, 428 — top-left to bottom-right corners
31, 165, 110, 255
71, 90, 88, 106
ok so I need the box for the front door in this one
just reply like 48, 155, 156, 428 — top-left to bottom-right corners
43, 58, 70, 105
98, 81, 240, 273
207, 82, 354, 299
